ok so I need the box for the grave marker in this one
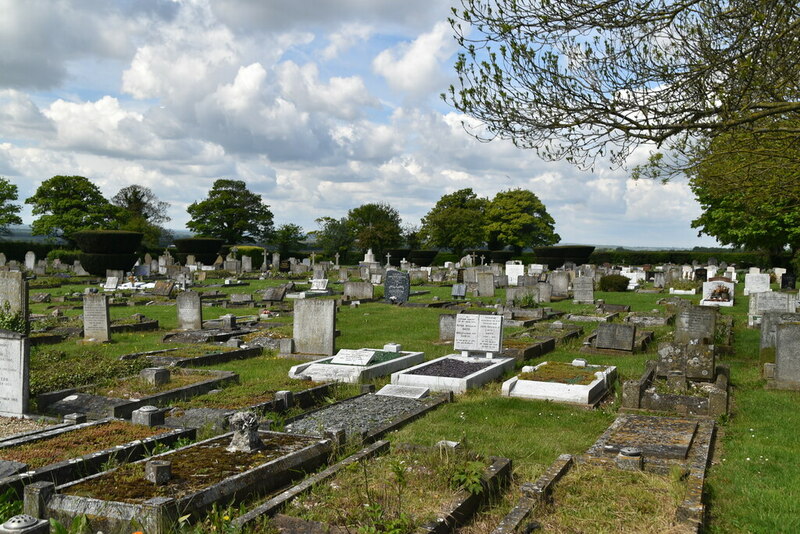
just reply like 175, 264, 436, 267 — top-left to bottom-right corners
293, 299, 336, 356
176, 291, 202, 330
152, 280, 175, 297
24, 251, 35, 271
549, 271, 570, 297
343, 281, 373, 300
83, 293, 110, 342
454, 314, 504, 355
675, 306, 717, 344
775, 324, 800, 387
0, 331, 29, 416
744, 273, 771, 296
657, 342, 715, 381
476, 272, 495, 297
384, 271, 410, 303
451, 283, 467, 299
595, 323, 636, 351
572, 276, 594, 304
748, 291, 796, 327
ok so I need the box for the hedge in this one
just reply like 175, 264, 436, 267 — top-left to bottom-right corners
73, 231, 143, 254
0, 241, 65, 262
79, 253, 139, 276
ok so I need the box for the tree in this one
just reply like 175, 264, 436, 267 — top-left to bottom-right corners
346, 202, 403, 257
312, 217, 354, 261
688, 125, 800, 258
0, 178, 22, 236
447, 1, 800, 169
484, 189, 559, 254
419, 188, 488, 256
186, 179, 274, 244
271, 224, 306, 256
25, 176, 118, 245
111, 185, 171, 248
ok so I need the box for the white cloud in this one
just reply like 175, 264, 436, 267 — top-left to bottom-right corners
323, 23, 373, 60
373, 21, 457, 98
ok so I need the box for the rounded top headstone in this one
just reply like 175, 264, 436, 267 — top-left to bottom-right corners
3, 515, 39, 530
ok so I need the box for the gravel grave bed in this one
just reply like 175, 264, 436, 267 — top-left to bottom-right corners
285, 394, 427, 438
406, 358, 493, 378
0, 417, 52, 439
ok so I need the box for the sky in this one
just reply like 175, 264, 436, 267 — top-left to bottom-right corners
0, 0, 719, 248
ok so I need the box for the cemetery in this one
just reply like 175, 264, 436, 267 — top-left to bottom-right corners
0, 246, 795, 533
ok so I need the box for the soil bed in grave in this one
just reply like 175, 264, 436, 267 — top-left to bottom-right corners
282, 446, 488, 531
172, 379, 320, 410
87, 368, 217, 399
0, 421, 164, 468
406, 358, 492, 378
518, 361, 598, 385
61, 432, 317, 503
535, 463, 686, 533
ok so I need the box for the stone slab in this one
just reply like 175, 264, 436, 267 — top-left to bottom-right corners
453, 314, 503, 353
375, 384, 430, 399
602, 415, 698, 460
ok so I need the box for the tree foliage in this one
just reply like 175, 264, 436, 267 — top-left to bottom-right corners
312, 217, 354, 260
0, 178, 22, 235
111, 185, 171, 248
484, 189, 559, 253
271, 223, 306, 256
447, 0, 800, 169
25, 176, 117, 245
689, 125, 800, 255
419, 188, 488, 255
186, 179, 274, 244
346, 202, 403, 257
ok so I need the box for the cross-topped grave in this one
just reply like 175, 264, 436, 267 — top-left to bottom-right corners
454, 314, 504, 358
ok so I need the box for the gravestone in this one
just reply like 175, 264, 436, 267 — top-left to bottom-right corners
343, 281, 373, 300
749, 267, 761, 274
229, 293, 253, 305
506, 285, 539, 306
451, 283, 467, 299
549, 271, 569, 297
272, 253, 280, 269
439, 314, 457, 341
261, 285, 288, 302
748, 291, 796, 327
744, 273, 771, 296
103, 276, 119, 291
24, 251, 35, 271
370, 273, 383, 285
384, 271, 410, 303
505, 261, 525, 286
176, 291, 202, 330
293, 299, 336, 356
781, 273, 796, 290
309, 279, 329, 291
152, 280, 175, 297
454, 314, 504, 355
0, 331, 29, 416
595, 323, 636, 351
675, 306, 717, 344
241, 255, 253, 273
517, 275, 538, 287
0, 272, 28, 335
657, 342, 715, 381
330, 349, 376, 366
701, 280, 735, 306
573, 276, 594, 304
694, 268, 708, 282
537, 282, 553, 303
134, 264, 151, 277
759, 311, 800, 350
476, 272, 495, 297
83, 293, 110, 342
775, 324, 800, 387
653, 272, 666, 288
224, 259, 241, 273
0, 253, 5, 266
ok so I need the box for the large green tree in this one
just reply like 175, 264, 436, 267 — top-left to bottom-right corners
186, 179, 274, 244
0, 178, 22, 235
111, 185, 171, 248
419, 188, 488, 256
689, 125, 800, 257
484, 189, 559, 254
271, 224, 306, 256
312, 217, 353, 260
447, 1, 800, 169
347, 202, 403, 257
25, 175, 117, 245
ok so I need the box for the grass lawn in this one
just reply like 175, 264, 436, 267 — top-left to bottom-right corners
21, 274, 800, 532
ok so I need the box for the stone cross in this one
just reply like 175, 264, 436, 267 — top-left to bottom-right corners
310, 252, 316, 266
334, 253, 340, 267
480, 255, 486, 266
470, 252, 477, 266
385, 252, 391, 267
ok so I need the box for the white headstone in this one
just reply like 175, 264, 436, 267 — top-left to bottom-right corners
744, 273, 771, 296
0, 331, 29, 416
83, 293, 110, 342
454, 314, 504, 354
330, 349, 376, 366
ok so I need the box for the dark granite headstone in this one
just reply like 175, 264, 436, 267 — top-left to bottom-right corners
384, 271, 410, 303
694, 268, 708, 282
595, 323, 636, 351
261, 285, 287, 302
781, 273, 796, 290
675, 306, 717, 344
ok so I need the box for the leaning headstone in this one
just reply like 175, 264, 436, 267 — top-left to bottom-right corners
0, 272, 28, 334
83, 293, 110, 342
293, 299, 336, 356
744, 273, 771, 296
573, 276, 594, 304
595, 323, 636, 351
152, 280, 175, 297
775, 324, 800, 387
103, 276, 119, 291
476, 272, 495, 297
176, 291, 202, 330
0, 331, 29, 416
384, 271, 411, 304
675, 306, 717, 344
261, 285, 288, 302
343, 281, 373, 300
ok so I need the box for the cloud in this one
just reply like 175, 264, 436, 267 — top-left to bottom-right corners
322, 23, 373, 60
373, 21, 457, 99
